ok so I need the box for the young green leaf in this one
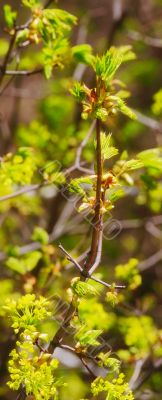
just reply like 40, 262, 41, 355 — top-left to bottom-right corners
71, 277, 99, 297
22, 0, 40, 8
75, 328, 102, 347
152, 88, 162, 116
72, 44, 94, 65
100, 132, 119, 160
3, 5, 17, 29
93, 46, 135, 86
32, 227, 49, 245
137, 148, 162, 173
116, 98, 136, 120
6, 251, 42, 275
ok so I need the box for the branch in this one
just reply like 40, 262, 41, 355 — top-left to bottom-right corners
49, 236, 125, 352
138, 249, 162, 271
128, 30, 162, 48
129, 358, 147, 390
79, 356, 96, 378
59, 244, 83, 273
0, 183, 42, 203
133, 109, 162, 132
0, 160, 93, 204
5, 68, 43, 76
84, 118, 103, 273
59, 244, 125, 289
145, 221, 162, 239
0, 31, 17, 86
129, 357, 162, 391
55, 343, 97, 377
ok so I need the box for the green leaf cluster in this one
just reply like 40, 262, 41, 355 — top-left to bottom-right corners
91, 373, 134, 400
119, 315, 158, 356
71, 46, 136, 122
115, 258, 142, 290
93, 46, 136, 87
75, 326, 102, 347
97, 352, 121, 373
4, 294, 51, 333
137, 148, 162, 176
6, 251, 42, 275
8, 341, 60, 399
0, 147, 38, 197
78, 298, 116, 330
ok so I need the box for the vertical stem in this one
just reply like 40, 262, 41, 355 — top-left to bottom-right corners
0, 31, 17, 86
84, 118, 103, 273
50, 119, 103, 350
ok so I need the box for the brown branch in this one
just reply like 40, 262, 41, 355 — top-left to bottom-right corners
0, 31, 17, 86
49, 302, 76, 349
79, 356, 96, 378
84, 118, 103, 273
59, 244, 125, 289
54, 343, 97, 377
50, 236, 124, 351
59, 244, 83, 273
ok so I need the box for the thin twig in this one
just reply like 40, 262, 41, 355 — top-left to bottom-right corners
145, 221, 162, 239
138, 249, 162, 271
5, 68, 43, 76
59, 244, 83, 273
0, 183, 42, 202
91, 275, 125, 289
80, 356, 96, 378
133, 109, 162, 132
59, 243, 125, 289
128, 30, 162, 48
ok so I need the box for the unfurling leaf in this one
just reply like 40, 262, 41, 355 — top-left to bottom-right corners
72, 44, 94, 65
75, 328, 102, 346
100, 132, 119, 160
71, 277, 99, 297
3, 5, 17, 29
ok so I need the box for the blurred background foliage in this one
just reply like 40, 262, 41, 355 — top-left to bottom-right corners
1, 0, 162, 399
